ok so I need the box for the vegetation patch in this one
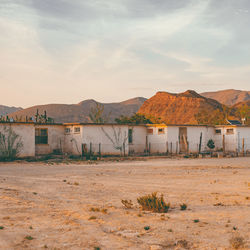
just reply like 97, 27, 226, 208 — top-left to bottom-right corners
137, 192, 170, 213
180, 203, 187, 210
121, 199, 133, 209
229, 235, 245, 249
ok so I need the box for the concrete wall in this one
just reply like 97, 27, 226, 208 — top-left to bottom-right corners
0, 123, 35, 157
35, 124, 65, 155
128, 126, 147, 154
236, 127, 250, 152
186, 126, 214, 153
82, 125, 129, 155
64, 125, 83, 155
147, 125, 168, 153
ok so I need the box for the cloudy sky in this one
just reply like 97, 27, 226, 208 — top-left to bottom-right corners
0, 0, 250, 107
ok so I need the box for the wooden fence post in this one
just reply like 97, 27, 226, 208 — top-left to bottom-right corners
199, 132, 202, 153
99, 143, 101, 157
176, 141, 178, 155
123, 142, 126, 156
166, 142, 168, 155
242, 138, 245, 156
223, 135, 225, 156
170, 142, 172, 155
90, 142, 92, 156
149, 143, 151, 155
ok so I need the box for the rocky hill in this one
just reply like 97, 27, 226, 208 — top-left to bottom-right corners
8, 97, 147, 123
0, 105, 22, 116
201, 89, 250, 106
138, 90, 224, 124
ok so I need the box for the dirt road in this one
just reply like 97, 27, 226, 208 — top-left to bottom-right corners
0, 157, 249, 249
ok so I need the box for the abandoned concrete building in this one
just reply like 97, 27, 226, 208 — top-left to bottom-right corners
0, 122, 249, 158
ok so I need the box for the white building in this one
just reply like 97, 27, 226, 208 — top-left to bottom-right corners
0, 122, 249, 158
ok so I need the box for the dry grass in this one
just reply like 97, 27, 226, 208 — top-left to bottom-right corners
229, 235, 245, 249
137, 192, 170, 213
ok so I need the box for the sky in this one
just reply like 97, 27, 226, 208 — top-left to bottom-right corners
0, 0, 250, 108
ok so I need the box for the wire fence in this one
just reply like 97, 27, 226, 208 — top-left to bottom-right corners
78, 137, 250, 157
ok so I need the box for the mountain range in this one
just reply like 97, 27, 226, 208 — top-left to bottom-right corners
8, 97, 147, 123
2, 89, 249, 124
0, 105, 22, 116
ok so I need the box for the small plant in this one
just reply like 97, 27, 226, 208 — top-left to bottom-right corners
63, 180, 67, 182
88, 216, 97, 220
29, 226, 33, 229
44, 245, 48, 249
94, 247, 101, 250
180, 203, 187, 210
193, 219, 200, 223
101, 208, 108, 214
121, 199, 133, 209
233, 226, 237, 231
229, 236, 245, 249
74, 182, 79, 186
90, 207, 100, 212
137, 192, 170, 213
144, 226, 150, 231
33, 192, 37, 195
137, 213, 142, 217
207, 139, 215, 150
168, 229, 173, 232
0, 226, 4, 230
25, 236, 34, 240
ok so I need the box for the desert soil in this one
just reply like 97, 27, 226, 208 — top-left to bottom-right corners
0, 157, 249, 250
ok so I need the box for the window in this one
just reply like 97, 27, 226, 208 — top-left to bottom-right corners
65, 128, 71, 134
35, 128, 48, 144
128, 129, 133, 144
215, 129, 221, 135
147, 128, 153, 134
158, 128, 165, 134
226, 128, 234, 134
74, 127, 80, 133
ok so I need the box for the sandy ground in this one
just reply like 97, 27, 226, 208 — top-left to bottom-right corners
0, 157, 249, 250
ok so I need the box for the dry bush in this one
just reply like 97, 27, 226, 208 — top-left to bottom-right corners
121, 199, 133, 209
229, 235, 245, 249
137, 192, 170, 213
180, 203, 187, 210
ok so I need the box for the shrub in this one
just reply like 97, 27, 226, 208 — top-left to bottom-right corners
25, 236, 34, 240
121, 199, 133, 209
88, 216, 97, 220
0, 126, 23, 161
144, 226, 150, 231
193, 219, 200, 223
0, 226, 4, 230
229, 236, 245, 249
207, 139, 215, 150
137, 192, 170, 213
180, 203, 187, 210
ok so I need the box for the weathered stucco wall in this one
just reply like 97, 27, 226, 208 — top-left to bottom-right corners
64, 125, 83, 155
82, 125, 129, 155
35, 125, 65, 155
128, 126, 147, 154
0, 123, 35, 157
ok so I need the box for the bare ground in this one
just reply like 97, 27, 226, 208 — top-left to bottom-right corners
0, 157, 249, 250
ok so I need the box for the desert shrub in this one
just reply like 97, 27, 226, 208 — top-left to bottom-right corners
137, 192, 170, 213
193, 219, 200, 223
0, 126, 23, 161
207, 139, 215, 150
25, 236, 34, 240
144, 226, 150, 231
180, 203, 187, 210
121, 199, 133, 209
88, 216, 97, 220
229, 236, 245, 249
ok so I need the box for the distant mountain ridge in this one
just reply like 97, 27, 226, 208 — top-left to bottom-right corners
138, 90, 224, 124
201, 89, 250, 106
0, 105, 22, 116
8, 97, 147, 123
